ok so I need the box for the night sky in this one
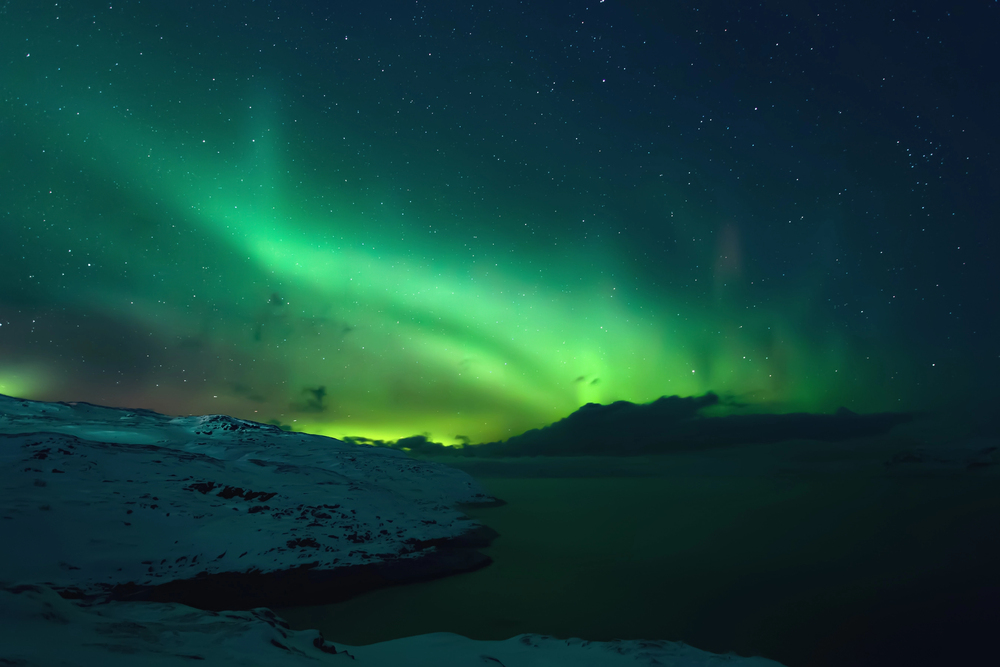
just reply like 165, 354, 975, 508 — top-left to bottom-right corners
2, 0, 996, 444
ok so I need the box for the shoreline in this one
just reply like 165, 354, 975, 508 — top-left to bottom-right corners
274, 467, 1000, 666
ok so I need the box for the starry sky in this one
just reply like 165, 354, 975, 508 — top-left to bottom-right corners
1, 0, 996, 444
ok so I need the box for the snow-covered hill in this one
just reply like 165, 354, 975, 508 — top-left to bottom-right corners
0, 394, 498, 607
1, 583, 784, 667
0, 394, 785, 666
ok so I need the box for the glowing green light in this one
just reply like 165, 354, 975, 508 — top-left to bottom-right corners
0, 58, 901, 443
0, 368, 47, 401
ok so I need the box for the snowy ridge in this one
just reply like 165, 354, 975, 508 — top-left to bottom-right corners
0, 394, 497, 607
0, 584, 784, 667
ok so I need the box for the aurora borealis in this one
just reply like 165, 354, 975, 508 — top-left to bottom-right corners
1, 1, 996, 444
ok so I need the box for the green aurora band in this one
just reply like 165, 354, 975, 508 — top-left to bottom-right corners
0, 3, 939, 443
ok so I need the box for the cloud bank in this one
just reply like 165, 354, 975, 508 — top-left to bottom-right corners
351, 393, 913, 457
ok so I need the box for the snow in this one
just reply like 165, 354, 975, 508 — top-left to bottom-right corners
0, 393, 498, 605
0, 584, 784, 667
0, 394, 785, 666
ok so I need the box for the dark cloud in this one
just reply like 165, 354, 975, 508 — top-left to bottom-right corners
291, 385, 327, 413
342, 436, 376, 447
393, 435, 454, 455
368, 393, 913, 457
345, 434, 452, 456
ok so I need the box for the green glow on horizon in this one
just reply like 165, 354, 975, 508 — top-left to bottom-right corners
0, 369, 47, 401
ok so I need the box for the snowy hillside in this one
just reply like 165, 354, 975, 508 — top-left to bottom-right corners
0, 394, 785, 666
1, 583, 784, 667
0, 394, 498, 607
